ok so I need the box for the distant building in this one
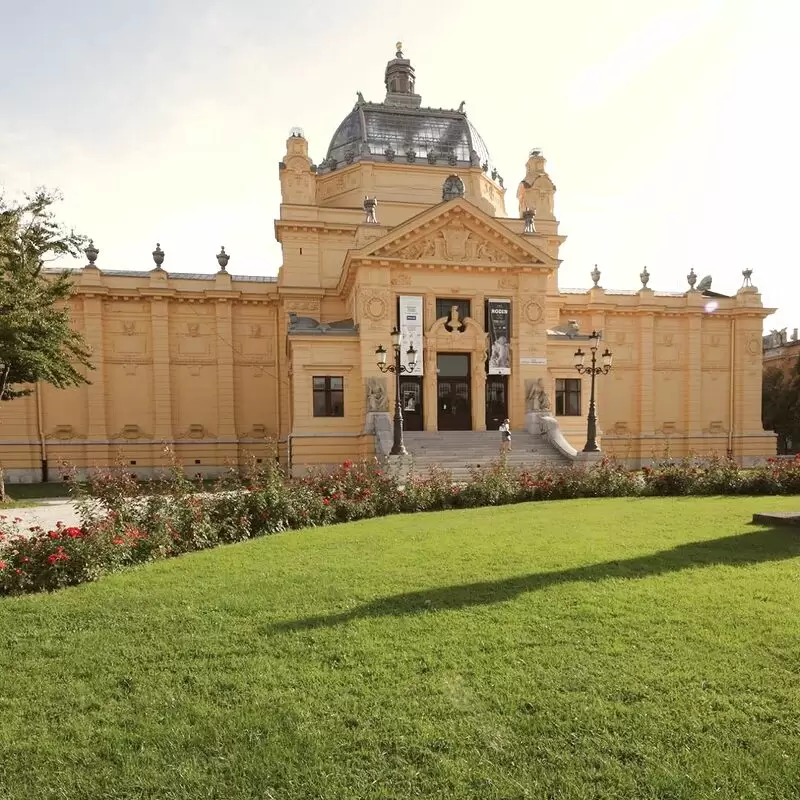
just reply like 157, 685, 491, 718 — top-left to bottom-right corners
763, 328, 800, 375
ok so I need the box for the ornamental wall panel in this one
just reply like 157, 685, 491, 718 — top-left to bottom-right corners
106, 362, 155, 440
234, 364, 278, 439
605, 371, 636, 433
653, 371, 684, 434
172, 364, 219, 439
701, 371, 729, 433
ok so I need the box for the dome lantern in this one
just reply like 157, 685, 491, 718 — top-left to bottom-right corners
384, 41, 421, 108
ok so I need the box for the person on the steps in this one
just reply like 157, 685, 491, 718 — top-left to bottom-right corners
499, 419, 511, 454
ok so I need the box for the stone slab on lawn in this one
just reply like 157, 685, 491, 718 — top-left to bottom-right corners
752, 511, 800, 527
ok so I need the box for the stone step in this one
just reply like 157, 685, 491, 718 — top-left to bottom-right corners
396, 430, 573, 468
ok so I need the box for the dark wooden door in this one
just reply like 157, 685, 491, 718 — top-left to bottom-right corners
400, 377, 423, 431
437, 379, 471, 431
486, 376, 508, 431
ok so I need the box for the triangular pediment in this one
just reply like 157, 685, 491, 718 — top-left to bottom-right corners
355, 198, 557, 267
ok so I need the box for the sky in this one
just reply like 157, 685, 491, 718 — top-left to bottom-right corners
2, 0, 798, 333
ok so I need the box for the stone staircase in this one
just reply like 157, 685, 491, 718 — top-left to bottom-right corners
402, 430, 573, 481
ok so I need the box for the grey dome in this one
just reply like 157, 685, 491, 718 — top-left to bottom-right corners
317, 47, 497, 179
321, 103, 493, 173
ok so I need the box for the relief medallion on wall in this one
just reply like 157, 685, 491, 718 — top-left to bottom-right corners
522, 298, 544, 325
360, 289, 389, 322
745, 332, 762, 359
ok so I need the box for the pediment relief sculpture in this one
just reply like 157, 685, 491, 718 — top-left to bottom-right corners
390, 223, 519, 264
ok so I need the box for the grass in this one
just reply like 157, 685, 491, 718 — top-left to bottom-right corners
1, 496, 800, 799
0, 481, 70, 506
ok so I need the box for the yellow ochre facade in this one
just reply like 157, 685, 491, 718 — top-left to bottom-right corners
1, 47, 776, 482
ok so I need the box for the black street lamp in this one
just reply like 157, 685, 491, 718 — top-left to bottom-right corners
376, 327, 418, 456
573, 331, 613, 453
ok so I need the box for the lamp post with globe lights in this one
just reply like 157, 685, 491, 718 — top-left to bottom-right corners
573, 331, 613, 453
376, 328, 418, 455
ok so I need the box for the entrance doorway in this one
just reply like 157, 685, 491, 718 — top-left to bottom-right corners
437, 353, 471, 431
400, 376, 423, 431
486, 376, 508, 431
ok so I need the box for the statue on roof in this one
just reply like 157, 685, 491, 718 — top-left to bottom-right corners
697, 275, 713, 292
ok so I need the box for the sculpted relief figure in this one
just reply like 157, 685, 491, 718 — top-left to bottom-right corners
366, 376, 389, 412
445, 304, 464, 332
402, 236, 437, 260
548, 319, 580, 338
525, 377, 552, 413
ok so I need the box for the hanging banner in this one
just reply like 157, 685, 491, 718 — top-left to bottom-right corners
487, 298, 511, 375
399, 295, 424, 375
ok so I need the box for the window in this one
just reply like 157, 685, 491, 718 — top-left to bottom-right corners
313, 376, 344, 417
436, 298, 471, 323
555, 378, 581, 416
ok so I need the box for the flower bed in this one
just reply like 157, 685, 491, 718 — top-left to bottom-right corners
2, 454, 799, 596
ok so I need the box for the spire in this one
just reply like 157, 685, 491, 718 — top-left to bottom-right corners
384, 41, 422, 108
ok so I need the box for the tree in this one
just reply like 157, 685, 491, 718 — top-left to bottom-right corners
0, 189, 93, 499
762, 356, 800, 454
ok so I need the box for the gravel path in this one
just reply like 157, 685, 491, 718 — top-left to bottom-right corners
1, 500, 81, 532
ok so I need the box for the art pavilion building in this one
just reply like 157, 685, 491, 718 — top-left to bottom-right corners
2, 47, 776, 482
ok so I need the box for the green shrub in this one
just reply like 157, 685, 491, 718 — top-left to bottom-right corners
3, 452, 800, 597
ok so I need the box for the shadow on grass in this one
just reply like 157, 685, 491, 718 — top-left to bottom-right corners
271, 527, 800, 632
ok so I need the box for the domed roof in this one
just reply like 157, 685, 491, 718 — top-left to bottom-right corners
317, 45, 498, 182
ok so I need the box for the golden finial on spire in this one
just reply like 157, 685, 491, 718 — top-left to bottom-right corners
395, 41, 403, 57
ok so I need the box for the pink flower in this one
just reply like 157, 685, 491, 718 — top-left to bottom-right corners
0, 560, 6, 570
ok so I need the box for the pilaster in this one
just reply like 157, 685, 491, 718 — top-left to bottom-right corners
686, 313, 702, 435
82, 296, 107, 439
215, 300, 236, 438
149, 298, 173, 440
639, 313, 655, 435
472, 360, 487, 431
423, 346, 437, 431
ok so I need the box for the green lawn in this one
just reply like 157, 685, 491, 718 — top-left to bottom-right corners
0, 481, 70, 506
2, 497, 800, 799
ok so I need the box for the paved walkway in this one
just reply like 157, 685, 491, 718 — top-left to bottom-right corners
1, 499, 81, 532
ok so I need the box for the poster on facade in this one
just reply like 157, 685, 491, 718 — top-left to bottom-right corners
399, 295, 424, 375
487, 298, 511, 375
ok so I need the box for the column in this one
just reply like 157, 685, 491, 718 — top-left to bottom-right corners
215, 300, 236, 439
149, 298, 173, 440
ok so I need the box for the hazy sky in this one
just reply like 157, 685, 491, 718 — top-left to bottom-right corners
2, 0, 798, 332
